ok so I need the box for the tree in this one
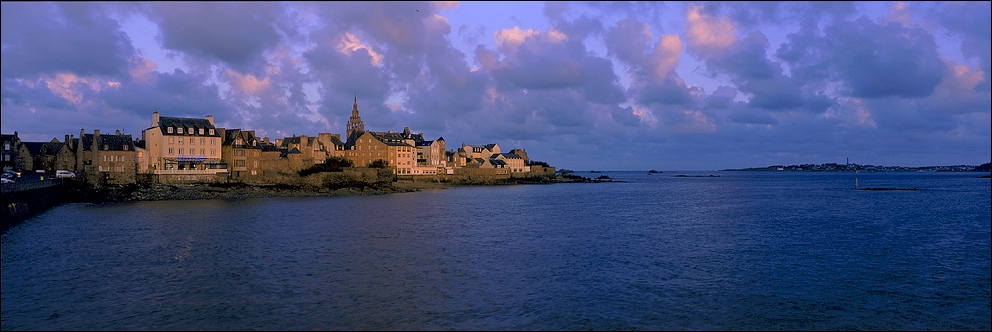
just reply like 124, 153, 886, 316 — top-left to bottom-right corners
367, 159, 389, 168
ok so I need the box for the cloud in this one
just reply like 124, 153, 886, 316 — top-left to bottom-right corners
1, 2, 988, 170
1, 2, 136, 79
146, 2, 287, 74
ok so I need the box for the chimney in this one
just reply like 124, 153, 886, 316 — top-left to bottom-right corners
65, 135, 70, 147
116, 129, 121, 135
93, 129, 100, 150
217, 128, 226, 140
152, 111, 160, 128
206, 115, 214, 125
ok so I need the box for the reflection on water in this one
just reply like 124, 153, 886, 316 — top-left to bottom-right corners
2, 172, 989, 330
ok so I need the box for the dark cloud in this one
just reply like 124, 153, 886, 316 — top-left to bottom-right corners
147, 2, 287, 74
1, 2, 135, 79
780, 16, 945, 99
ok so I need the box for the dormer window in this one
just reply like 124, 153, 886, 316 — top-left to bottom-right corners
168, 127, 174, 134
178, 127, 184, 134
103, 144, 109, 150
209, 129, 215, 135
199, 128, 204, 135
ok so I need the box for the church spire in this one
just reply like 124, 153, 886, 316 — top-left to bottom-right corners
347, 96, 365, 139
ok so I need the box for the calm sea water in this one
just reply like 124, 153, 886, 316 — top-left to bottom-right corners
2, 171, 989, 330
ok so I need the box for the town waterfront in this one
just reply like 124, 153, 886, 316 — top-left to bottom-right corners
2, 171, 989, 330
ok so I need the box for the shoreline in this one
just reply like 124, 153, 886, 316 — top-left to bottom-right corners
62, 174, 619, 203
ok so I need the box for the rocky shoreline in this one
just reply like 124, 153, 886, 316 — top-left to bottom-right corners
63, 173, 618, 203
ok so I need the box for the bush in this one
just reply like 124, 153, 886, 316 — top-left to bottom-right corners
367, 159, 389, 168
299, 156, 354, 176
527, 160, 550, 167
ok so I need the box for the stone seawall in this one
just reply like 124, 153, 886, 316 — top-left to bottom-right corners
2, 185, 65, 232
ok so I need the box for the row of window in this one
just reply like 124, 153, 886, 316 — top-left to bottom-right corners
167, 127, 215, 136
166, 148, 217, 157
168, 137, 215, 146
97, 165, 126, 172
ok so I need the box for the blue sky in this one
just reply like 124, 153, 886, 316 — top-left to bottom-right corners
2, 1, 989, 170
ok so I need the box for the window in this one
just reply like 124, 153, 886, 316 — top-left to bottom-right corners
200, 138, 205, 145
235, 149, 245, 156
179, 139, 183, 145
168, 127, 174, 134
235, 160, 246, 167
179, 148, 183, 155
200, 149, 205, 156
210, 139, 215, 146
199, 128, 204, 135
169, 137, 174, 144
168, 148, 174, 155
209, 129, 215, 135
189, 138, 194, 144
210, 149, 216, 156
178, 127, 183, 134
137, 151, 143, 158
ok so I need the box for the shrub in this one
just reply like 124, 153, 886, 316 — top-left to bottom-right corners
299, 156, 354, 176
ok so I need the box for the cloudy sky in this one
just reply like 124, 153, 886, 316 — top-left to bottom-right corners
2, 2, 989, 170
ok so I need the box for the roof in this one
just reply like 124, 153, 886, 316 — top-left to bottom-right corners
494, 153, 522, 159
81, 133, 135, 152
157, 116, 219, 136
223, 129, 261, 148
368, 131, 414, 147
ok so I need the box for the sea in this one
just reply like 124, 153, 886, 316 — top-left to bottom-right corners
2, 171, 989, 331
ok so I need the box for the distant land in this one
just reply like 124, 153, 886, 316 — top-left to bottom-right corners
722, 162, 992, 173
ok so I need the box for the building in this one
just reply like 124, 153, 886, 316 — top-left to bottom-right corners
23, 137, 76, 173
1, 132, 31, 172
220, 128, 263, 180
492, 152, 529, 173
75, 129, 137, 185
141, 112, 227, 176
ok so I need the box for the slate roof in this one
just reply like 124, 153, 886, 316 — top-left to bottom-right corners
157, 116, 219, 136
223, 129, 261, 148
493, 153, 522, 159
81, 133, 135, 151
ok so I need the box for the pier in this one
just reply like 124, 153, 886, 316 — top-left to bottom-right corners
1, 177, 65, 232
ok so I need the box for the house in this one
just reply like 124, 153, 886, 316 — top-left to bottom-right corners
492, 152, 529, 173
140, 112, 227, 180
220, 128, 263, 180
75, 129, 137, 185
345, 130, 416, 174
1, 132, 32, 172
22, 137, 75, 173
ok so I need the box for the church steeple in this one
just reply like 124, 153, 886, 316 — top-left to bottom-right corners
347, 96, 365, 139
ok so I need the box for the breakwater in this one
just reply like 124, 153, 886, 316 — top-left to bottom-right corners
1, 180, 64, 232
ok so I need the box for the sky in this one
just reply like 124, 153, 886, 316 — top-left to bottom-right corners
2, 1, 989, 171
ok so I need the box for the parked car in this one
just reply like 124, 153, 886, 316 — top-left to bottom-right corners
55, 170, 76, 178
1, 177, 14, 184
